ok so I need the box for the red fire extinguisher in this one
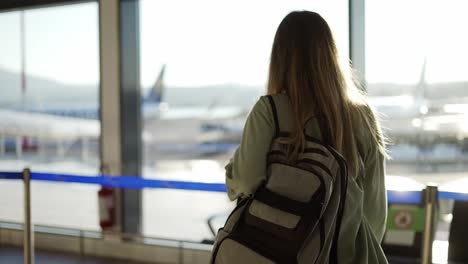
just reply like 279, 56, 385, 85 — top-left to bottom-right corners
98, 187, 115, 230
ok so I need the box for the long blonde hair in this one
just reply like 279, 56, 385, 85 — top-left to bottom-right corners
267, 11, 386, 176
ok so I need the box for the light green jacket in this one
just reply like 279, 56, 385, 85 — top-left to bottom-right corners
225, 94, 388, 264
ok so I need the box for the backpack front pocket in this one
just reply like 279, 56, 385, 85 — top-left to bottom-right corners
213, 237, 276, 264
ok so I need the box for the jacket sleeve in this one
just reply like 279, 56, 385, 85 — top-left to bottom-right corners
362, 129, 387, 242
225, 97, 275, 201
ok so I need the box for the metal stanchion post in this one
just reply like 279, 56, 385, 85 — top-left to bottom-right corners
79, 230, 85, 258
421, 185, 438, 264
23, 168, 34, 264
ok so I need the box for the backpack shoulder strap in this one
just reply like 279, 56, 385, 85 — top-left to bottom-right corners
266, 95, 280, 136
315, 111, 333, 147
266, 95, 294, 136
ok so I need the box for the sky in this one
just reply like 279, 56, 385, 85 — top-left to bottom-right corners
139, 0, 349, 87
365, 0, 468, 84
0, 4, 100, 85
0, 0, 467, 90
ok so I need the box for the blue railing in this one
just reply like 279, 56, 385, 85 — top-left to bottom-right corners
1, 171, 468, 203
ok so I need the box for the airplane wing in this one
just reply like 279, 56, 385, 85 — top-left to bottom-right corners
156, 105, 246, 120
0, 109, 99, 140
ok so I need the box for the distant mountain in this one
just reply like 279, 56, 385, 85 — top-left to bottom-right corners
0, 68, 98, 108
2, 68, 465, 110
367, 81, 468, 99
0, 68, 262, 110
164, 84, 262, 108
426, 82, 468, 99
367, 83, 415, 97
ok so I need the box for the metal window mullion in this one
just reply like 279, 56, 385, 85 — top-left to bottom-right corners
99, 0, 141, 235
349, 0, 366, 86
119, 0, 142, 235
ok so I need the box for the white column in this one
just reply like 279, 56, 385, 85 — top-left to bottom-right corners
0, 134, 5, 156
99, 0, 123, 234
38, 137, 46, 159
81, 137, 89, 162
99, 0, 122, 176
16, 135, 22, 158
57, 140, 65, 157
99, 0, 142, 235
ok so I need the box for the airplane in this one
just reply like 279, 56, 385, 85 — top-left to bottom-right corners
196, 58, 468, 167
1, 59, 467, 164
16, 65, 164, 120
0, 65, 247, 161
204, 59, 468, 160
366, 59, 468, 166
196, 59, 468, 165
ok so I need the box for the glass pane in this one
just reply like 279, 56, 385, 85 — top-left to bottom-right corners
366, 0, 468, 183
366, 1, 468, 261
140, 0, 349, 241
0, 3, 100, 230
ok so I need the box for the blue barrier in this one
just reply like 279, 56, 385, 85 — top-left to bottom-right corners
1, 171, 468, 202
386, 190, 422, 204
0, 172, 23, 180
439, 191, 468, 202
31, 172, 227, 192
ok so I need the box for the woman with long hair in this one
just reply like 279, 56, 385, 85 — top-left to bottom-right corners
224, 11, 388, 263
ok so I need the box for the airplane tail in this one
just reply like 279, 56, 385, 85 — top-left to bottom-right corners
146, 64, 166, 103
415, 57, 427, 100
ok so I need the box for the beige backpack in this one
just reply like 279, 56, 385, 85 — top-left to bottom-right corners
211, 95, 348, 264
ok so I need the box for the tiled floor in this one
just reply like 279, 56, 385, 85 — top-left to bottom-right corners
1, 246, 466, 264
0, 246, 147, 264
387, 256, 466, 264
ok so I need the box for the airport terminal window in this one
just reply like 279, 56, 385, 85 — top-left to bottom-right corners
366, 3, 468, 261
0, 3, 100, 230
140, 0, 348, 241
365, 0, 468, 178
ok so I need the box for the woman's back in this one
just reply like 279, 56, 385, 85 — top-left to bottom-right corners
225, 93, 387, 263
220, 10, 388, 263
